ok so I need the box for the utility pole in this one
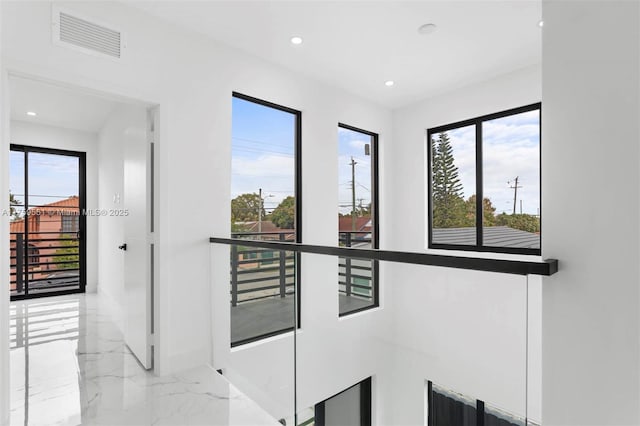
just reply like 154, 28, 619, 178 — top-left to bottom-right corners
350, 157, 357, 231
258, 188, 263, 234
508, 176, 522, 215
520, 200, 523, 215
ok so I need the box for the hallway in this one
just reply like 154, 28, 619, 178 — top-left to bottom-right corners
9, 294, 279, 425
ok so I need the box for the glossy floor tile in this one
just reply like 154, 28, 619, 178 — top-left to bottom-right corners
9, 294, 280, 426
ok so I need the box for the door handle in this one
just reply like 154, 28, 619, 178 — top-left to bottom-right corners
118, 243, 127, 251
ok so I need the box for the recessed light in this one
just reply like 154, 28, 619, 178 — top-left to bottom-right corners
26, 111, 37, 117
290, 36, 303, 45
418, 23, 437, 35
538, 20, 544, 28
384, 80, 395, 87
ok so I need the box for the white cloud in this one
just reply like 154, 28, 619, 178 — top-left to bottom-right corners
348, 139, 370, 154
231, 154, 295, 205
431, 117, 540, 215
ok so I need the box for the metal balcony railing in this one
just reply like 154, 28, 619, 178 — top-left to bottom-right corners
10, 231, 80, 296
338, 231, 374, 301
230, 232, 296, 306
229, 231, 376, 306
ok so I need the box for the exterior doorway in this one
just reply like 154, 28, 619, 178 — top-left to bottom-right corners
9, 145, 86, 300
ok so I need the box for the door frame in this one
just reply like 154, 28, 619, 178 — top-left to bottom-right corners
2, 69, 163, 374
9, 144, 87, 301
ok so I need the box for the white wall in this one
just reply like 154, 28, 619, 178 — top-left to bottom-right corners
212, 66, 544, 425
0, 2, 8, 421
210, 62, 395, 422
389, 65, 541, 255
541, 1, 640, 424
0, 0, 393, 386
386, 66, 542, 424
9, 120, 99, 293
7, 2, 635, 425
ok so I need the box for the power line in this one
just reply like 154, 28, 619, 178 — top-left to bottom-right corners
356, 183, 370, 192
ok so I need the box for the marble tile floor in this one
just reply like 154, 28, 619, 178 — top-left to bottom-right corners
9, 294, 280, 426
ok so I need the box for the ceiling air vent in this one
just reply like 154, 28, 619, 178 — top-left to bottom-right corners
53, 8, 124, 60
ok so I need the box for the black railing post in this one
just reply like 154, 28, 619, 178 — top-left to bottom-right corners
231, 245, 238, 307
16, 233, 24, 294
279, 233, 286, 298
344, 232, 352, 297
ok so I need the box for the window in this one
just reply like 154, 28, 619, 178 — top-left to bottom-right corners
427, 103, 541, 255
229, 92, 301, 346
61, 213, 79, 233
315, 377, 372, 426
427, 381, 526, 426
338, 124, 379, 316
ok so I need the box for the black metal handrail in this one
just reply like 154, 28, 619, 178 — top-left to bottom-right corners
212, 236, 558, 276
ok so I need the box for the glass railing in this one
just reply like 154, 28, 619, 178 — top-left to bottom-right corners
210, 234, 556, 425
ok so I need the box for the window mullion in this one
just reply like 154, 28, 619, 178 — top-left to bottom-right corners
475, 121, 483, 249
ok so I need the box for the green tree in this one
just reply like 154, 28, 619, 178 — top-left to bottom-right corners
432, 132, 467, 228
55, 234, 79, 270
9, 191, 23, 221
231, 193, 264, 223
270, 196, 295, 229
465, 195, 496, 227
495, 213, 540, 233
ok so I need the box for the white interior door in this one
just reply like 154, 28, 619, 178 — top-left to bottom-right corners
123, 107, 153, 369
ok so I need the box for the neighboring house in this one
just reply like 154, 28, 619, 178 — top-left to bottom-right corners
338, 216, 371, 234
237, 220, 295, 241
9, 196, 80, 290
338, 216, 372, 247
231, 220, 295, 269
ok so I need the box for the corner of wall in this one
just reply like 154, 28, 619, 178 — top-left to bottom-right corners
0, 7, 11, 420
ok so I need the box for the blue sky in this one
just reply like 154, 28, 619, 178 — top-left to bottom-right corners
232, 97, 539, 221
440, 109, 540, 216
231, 97, 296, 212
9, 151, 79, 215
231, 97, 374, 217
338, 127, 373, 216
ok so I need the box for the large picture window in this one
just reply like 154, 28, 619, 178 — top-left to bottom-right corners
229, 92, 301, 346
427, 103, 541, 255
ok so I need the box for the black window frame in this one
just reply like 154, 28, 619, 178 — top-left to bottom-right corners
315, 376, 372, 426
9, 144, 86, 301
427, 103, 541, 256
230, 92, 302, 347
337, 123, 380, 317
427, 380, 527, 426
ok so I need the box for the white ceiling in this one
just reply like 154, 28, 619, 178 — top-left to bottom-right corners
130, 0, 542, 109
9, 76, 122, 133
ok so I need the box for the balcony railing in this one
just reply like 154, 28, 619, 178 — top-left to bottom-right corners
230, 232, 296, 306
230, 231, 376, 308
10, 231, 80, 297
338, 231, 376, 315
